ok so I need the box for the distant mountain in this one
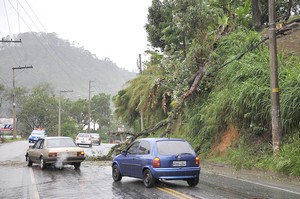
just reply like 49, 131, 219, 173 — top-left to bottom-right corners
0, 32, 136, 99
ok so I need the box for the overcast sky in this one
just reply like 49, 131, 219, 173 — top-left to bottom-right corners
0, 0, 152, 72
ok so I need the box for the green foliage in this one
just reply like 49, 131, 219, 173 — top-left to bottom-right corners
145, 0, 173, 51
69, 99, 88, 130
271, 133, 300, 175
226, 137, 273, 170
18, 83, 58, 137
113, 71, 169, 132
279, 55, 300, 134
91, 93, 111, 127
115, 0, 300, 176
187, 29, 271, 152
188, 27, 300, 166
218, 134, 300, 176
60, 117, 77, 138
234, 0, 252, 27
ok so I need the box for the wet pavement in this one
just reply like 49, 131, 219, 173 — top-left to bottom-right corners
1, 141, 300, 199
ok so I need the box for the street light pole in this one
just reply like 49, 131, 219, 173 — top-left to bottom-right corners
12, 66, 33, 139
88, 80, 94, 133
58, 90, 73, 136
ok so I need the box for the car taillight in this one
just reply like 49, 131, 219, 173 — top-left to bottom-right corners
195, 156, 200, 167
152, 157, 161, 168
49, 152, 57, 157
77, 151, 84, 156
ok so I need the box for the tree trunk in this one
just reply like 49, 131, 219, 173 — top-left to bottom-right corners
252, 0, 262, 31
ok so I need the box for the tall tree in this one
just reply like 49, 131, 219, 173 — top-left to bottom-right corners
252, 0, 262, 30
69, 99, 89, 131
90, 93, 112, 129
145, 0, 173, 51
18, 83, 58, 136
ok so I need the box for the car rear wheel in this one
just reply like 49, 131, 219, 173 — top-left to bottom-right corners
143, 169, 155, 188
40, 157, 46, 170
74, 162, 81, 170
187, 177, 199, 187
112, 164, 122, 182
27, 155, 33, 167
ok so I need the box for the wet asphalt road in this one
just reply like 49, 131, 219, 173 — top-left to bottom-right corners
1, 141, 300, 199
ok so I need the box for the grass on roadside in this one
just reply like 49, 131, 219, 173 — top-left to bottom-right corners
205, 134, 300, 176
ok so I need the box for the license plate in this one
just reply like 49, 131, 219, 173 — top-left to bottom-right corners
59, 152, 75, 157
81, 141, 86, 143
173, 161, 186, 167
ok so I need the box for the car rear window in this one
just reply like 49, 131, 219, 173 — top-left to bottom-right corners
31, 131, 45, 135
47, 138, 76, 148
91, 134, 99, 137
78, 133, 89, 137
156, 140, 195, 156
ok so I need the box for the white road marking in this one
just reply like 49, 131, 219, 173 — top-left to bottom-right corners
29, 168, 40, 199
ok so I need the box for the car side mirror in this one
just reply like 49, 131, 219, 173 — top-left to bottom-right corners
121, 150, 127, 156
29, 145, 33, 149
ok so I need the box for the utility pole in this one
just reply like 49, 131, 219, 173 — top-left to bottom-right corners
12, 65, 33, 139
58, 90, 73, 136
136, 54, 142, 74
136, 54, 144, 131
269, 0, 281, 155
88, 80, 94, 133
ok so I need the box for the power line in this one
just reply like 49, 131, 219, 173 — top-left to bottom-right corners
24, 0, 47, 32
3, 0, 12, 36
7, 0, 74, 81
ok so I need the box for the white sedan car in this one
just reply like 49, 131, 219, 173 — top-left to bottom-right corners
75, 133, 92, 147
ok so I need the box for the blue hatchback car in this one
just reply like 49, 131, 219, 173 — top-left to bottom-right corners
112, 138, 200, 188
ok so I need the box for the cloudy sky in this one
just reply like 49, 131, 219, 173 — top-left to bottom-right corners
0, 0, 152, 72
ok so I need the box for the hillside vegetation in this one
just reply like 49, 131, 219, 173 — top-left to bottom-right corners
113, 0, 300, 176
0, 32, 136, 99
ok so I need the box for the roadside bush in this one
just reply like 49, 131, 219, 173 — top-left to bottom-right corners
223, 134, 300, 176
271, 133, 300, 176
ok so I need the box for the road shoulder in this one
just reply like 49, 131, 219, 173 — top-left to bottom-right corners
201, 161, 300, 193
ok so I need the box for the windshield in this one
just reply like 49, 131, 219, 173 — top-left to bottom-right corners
156, 140, 195, 156
31, 131, 45, 135
47, 138, 76, 148
78, 133, 90, 137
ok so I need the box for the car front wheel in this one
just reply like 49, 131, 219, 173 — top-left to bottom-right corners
143, 169, 155, 188
187, 177, 199, 187
112, 164, 122, 182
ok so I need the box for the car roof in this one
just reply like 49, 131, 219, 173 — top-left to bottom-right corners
135, 138, 187, 142
40, 136, 72, 140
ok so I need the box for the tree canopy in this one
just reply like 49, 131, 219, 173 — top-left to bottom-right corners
113, 0, 300, 160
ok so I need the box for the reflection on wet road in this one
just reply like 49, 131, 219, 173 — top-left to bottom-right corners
1, 141, 300, 199
35, 162, 198, 199
2, 162, 300, 199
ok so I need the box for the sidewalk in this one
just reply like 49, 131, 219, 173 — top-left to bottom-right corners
201, 161, 300, 193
